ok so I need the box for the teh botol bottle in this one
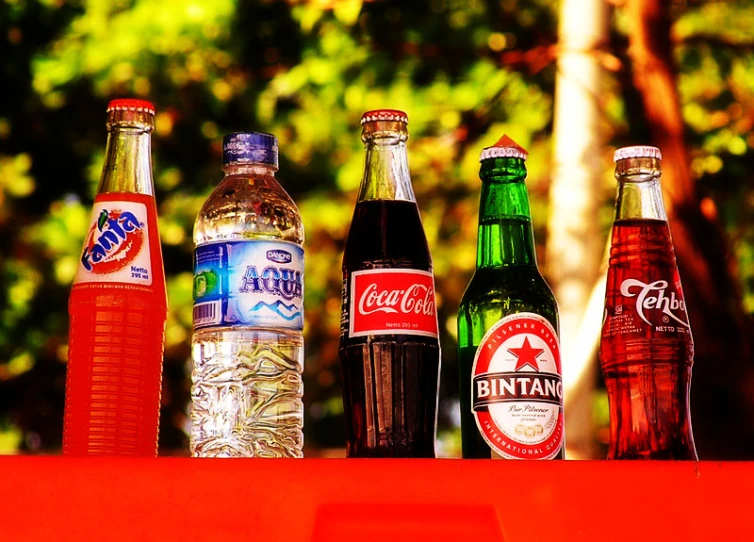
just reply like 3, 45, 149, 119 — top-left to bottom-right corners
457, 135, 565, 460
191, 132, 304, 458
339, 109, 441, 458
599, 145, 697, 460
64, 99, 168, 456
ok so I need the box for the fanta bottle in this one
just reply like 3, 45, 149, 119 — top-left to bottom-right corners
63, 99, 168, 456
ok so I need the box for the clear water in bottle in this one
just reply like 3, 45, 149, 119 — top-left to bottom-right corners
190, 132, 304, 458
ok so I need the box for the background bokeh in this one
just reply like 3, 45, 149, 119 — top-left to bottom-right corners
2, 0, 754, 458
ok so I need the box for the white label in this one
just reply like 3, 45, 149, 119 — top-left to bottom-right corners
74, 201, 152, 286
471, 312, 564, 459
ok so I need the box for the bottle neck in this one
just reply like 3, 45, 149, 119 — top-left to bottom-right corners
357, 129, 416, 202
476, 157, 537, 268
98, 126, 154, 196
613, 157, 668, 221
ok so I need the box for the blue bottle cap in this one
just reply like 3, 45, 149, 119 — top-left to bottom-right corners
222, 132, 278, 167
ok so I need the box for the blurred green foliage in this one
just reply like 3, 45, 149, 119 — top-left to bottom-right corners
1, 0, 754, 455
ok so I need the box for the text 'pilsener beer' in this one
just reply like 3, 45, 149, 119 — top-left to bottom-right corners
348, 269, 439, 338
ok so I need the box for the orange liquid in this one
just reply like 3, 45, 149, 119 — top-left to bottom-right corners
63, 192, 168, 456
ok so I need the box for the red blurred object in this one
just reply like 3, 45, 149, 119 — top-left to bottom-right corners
0, 457, 750, 541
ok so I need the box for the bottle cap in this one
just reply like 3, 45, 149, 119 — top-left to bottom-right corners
480, 134, 528, 161
222, 132, 278, 167
361, 109, 408, 125
614, 145, 662, 162
107, 99, 155, 115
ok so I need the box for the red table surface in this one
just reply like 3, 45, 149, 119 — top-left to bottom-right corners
0, 457, 749, 541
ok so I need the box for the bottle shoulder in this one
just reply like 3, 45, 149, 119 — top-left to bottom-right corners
194, 173, 304, 245
459, 267, 557, 314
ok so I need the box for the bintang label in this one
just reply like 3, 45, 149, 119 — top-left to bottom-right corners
471, 312, 564, 459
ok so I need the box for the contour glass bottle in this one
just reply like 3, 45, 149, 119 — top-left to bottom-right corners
338, 109, 441, 458
64, 98, 168, 456
599, 145, 697, 460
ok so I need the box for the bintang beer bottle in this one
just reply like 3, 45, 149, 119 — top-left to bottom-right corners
338, 109, 441, 458
457, 135, 565, 460
599, 146, 697, 460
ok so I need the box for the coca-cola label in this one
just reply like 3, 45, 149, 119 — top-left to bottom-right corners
471, 313, 564, 460
74, 200, 152, 286
603, 277, 691, 338
348, 269, 439, 338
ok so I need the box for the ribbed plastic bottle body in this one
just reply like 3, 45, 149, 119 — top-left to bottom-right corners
191, 164, 305, 458
64, 100, 167, 456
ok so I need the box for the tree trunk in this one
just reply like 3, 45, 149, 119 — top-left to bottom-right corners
625, 0, 754, 458
547, 0, 609, 459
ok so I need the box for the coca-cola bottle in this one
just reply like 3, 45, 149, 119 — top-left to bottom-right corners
599, 145, 697, 460
338, 109, 441, 458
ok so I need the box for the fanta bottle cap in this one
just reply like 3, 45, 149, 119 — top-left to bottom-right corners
223, 132, 278, 168
107, 99, 155, 115
614, 145, 662, 162
361, 109, 408, 125
480, 134, 528, 162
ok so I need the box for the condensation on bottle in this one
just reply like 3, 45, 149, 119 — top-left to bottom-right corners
190, 132, 305, 458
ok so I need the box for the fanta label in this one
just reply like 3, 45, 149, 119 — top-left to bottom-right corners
471, 313, 564, 459
347, 269, 439, 338
74, 201, 152, 285
192, 240, 304, 331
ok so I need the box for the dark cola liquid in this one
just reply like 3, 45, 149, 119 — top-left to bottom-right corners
339, 199, 440, 458
599, 218, 696, 459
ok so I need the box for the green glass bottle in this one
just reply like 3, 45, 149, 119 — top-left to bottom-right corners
457, 135, 565, 460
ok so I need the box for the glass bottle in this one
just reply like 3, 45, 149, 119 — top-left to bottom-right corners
64, 99, 168, 456
458, 135, 565, 460
599, 145, 697, 459
338, 109, 441, 458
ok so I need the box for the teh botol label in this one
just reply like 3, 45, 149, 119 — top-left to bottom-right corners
471, 312, 564, 459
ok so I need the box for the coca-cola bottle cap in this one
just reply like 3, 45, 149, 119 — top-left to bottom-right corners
107, 99, 155, 115
480, 134, 528, 161
361, 109, 408, 125
222, 132, 278, 168
614, 145, 662, 162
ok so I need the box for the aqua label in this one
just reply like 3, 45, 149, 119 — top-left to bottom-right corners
193, 240, 304, 331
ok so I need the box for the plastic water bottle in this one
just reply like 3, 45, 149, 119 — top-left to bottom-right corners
190, 132, 305, 458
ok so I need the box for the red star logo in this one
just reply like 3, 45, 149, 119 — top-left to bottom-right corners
508, 336, 544, 371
